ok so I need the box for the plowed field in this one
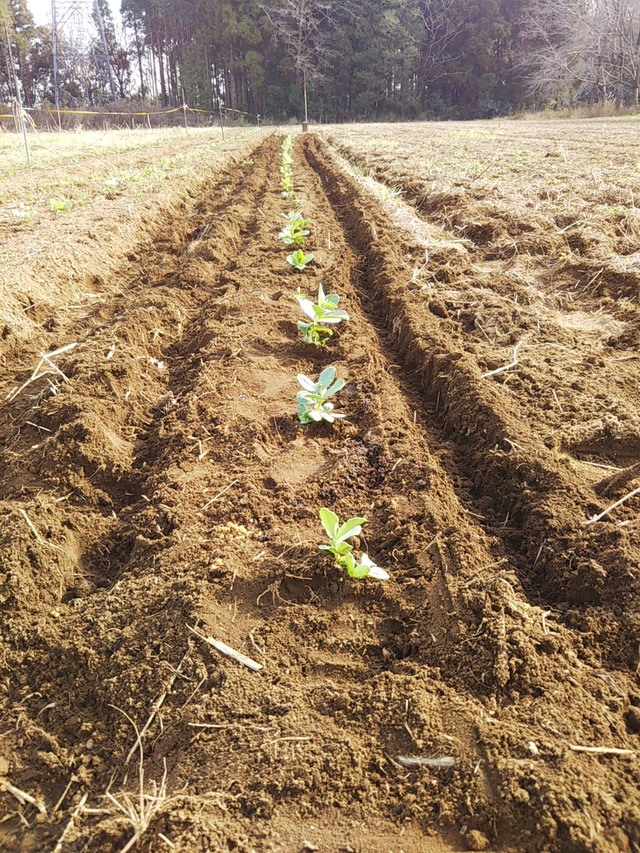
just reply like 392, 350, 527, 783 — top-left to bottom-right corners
1, 121, 639, 853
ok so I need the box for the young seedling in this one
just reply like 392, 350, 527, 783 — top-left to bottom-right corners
295, 284, 348, 346
284, 210, 309, 227
279, 224, 309, 247
49, 198, 74, 213
11, 206, 33, 223
319, 509, 389, 580
279, 212, 310, 246
297, 366, 345, 424
281, 172, 295, 193
287, 249, 314, 271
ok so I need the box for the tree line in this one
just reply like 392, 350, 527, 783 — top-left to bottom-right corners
2, 0, 640, 121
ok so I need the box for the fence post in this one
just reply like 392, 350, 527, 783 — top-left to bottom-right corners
182, 89, 189, 132
13, 79, 31, 168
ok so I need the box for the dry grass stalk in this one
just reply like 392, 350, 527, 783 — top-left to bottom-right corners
569, 744, 636, 757
6, 342, 77, 402
0, 780, 47, 814
107, 705, 169, 853
584, 486, 640, 526
595, 461, 640, 497
481, 340, 524, 380
124, 650, 190, 766
186, 624, 263, 672
52, 793, 88, 853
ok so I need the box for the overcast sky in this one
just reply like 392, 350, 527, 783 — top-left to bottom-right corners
28, 0, 121, 26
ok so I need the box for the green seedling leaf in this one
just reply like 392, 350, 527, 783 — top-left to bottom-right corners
297, 322, 334, 347
361, 554, 390, 580
318, 366, 336, 386
11, 207, 33, 223
297, 367, 346, 424
295, 286, 349, 346
49, 198, 74, 213
284, 210, 309, 228
319, 508, 340, 539
286, 250, 314, 271
344, 552, 370, 579
335, 517, 366, 543
297, 373, 317, 393
278, 223, 309, 246
319, 508, 364, 558
297, 298, 318, 321
319, 509, 389, 581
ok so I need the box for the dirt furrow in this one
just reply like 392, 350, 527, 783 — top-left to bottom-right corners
300, 133, 640, 850
0, 136, 277, 615
325, 136, 640, 486
305, 135, 640, 662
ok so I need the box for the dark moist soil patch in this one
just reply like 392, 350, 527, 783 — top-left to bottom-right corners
0, 133, 638, 853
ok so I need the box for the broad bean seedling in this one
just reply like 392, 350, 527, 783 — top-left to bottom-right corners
319, 509, 389, 580
297, 366, 345, 423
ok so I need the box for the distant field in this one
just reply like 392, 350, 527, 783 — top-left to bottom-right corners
0, 125, 264, 338
1, 120, 639, 853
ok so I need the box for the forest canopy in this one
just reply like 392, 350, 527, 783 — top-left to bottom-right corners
2, 0, 640, 120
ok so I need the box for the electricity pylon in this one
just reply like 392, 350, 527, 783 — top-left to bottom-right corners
52, 0, 116, 107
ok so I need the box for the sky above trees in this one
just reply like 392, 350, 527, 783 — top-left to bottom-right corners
27, 0, 119, 26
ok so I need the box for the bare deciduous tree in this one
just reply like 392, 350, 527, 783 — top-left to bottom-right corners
262, 0, 337, 122
417, 0, 465, 88
526, 0, 640, 105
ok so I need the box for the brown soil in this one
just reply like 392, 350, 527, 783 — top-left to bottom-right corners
1, 126, 639, 853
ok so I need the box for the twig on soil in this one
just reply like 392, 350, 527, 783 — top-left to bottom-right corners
551, 389, 563, 412
1, 810, 29, 828
461, 558, 508, 588
186, 624, 262, 672
270, 736, 311, 743
201, 479, 238, 510
187, 723, 274, 731
124, 650, 190, 766
397, 756, 456, 769
541, 610, 551, 635
583, 486, 640, 526
52, 793, 88, 853
593, 672, 625, 697
0, 781, 47, 814
577, 460, 622, 473
19, 509, 49, 547
6, 342, 77, 401
276, 540, 314, 560
569, 744, 636, 757
179, 676, 206, 711
256, 578, 287, 606
52, 777, 77, 814
481, 340, 524, 380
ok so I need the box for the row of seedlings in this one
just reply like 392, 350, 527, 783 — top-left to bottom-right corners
276, 136, 389, 582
